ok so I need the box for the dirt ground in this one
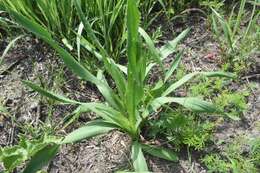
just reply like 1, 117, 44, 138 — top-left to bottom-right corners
0, 14, 259, 172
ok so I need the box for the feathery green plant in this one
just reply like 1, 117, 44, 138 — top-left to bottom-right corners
8, 0, 234, 172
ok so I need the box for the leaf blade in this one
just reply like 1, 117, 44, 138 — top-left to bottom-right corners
62, 120, 117, 144
23, 80, 80, 104
141, 144, 178, 162
151, 97, 218, 113
23, 144, 59, 173
131, 141, 148, 172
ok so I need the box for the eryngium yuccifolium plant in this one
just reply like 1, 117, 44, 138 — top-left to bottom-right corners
9, 0, 235, 172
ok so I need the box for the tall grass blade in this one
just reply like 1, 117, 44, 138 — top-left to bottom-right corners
232, 0, 246, 39
23, 80, 80, 104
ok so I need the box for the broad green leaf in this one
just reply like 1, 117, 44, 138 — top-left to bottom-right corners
141, 144, 178, 161
96, 70, 124, 110
131, 141, 148, 172
62, 120, 117, 144
151, 97, 218, 113
105, 58, 127, 101
23, 144, 59, 173
126, 0, 141, 125
1, 147, 26, 172
79, 103, 132, 133
23, 80, 80, 104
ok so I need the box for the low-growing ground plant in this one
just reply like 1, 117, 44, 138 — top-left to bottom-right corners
188, 77, 248, 120
202, 135, 260, 173
148, 109, 216, 151
4, 0, 236, 172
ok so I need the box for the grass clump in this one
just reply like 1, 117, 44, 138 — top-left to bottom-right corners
210, 0, 260, 74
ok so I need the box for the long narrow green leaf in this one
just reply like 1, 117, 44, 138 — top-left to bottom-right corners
162, 72, 199, 96
23, 144, 59, 173
141, 144, 178, 161
62, 120, 117, 144
146, 28, 189, 77
159, 28, 190, 59
74, 0, 103, 53
23, 80, 80, 104
164, 50, 183, 82
211, 8, 234, 51
162, 71, 235, 96
10, 10, 96, 83
131, 141, 148, 172
202, 71, 236, 78
0, 35, 23, 65
64, 103, 131, 134
138, 27, 164, 74
151, 97, 218, 113
75, 0, 127, 101
232, 0, 246, 39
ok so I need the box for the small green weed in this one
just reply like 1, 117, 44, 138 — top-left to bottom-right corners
202, 136, 260, 173
149, 110, 216, 151
0, 135, 60, 173
189, 77, 248, 120
215, 90, 248, 120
